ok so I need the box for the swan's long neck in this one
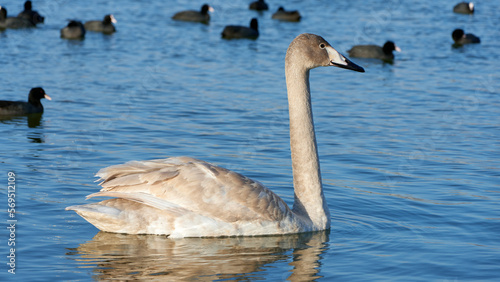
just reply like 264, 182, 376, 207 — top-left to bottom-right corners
285, 59, 330, 229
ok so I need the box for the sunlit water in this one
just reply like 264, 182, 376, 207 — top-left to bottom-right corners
1, 0, 499, 281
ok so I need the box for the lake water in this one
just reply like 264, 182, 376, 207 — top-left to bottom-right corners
1, 0, 499, 281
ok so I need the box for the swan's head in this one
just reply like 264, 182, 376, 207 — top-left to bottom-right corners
287, 33, 364, 73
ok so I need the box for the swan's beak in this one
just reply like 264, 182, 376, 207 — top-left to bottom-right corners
326, 46, 365, 73
44, 94, 52, 101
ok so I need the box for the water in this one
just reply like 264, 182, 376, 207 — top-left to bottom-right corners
1, 0, 499, 280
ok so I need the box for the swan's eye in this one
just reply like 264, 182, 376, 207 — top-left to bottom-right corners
319, 43, 326, 49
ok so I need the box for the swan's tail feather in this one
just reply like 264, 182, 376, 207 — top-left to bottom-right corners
86, 191, 189, 216
96, 159, 181, 190
66, 198, 176, 235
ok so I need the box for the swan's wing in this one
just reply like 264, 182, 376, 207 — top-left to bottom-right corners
93, 156, 292, 222
86, 191, 190, 216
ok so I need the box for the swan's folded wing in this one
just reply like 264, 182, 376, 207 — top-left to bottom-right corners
86, 191, 190, 216
93, 156, 292, 223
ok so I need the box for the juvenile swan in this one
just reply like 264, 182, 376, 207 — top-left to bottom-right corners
66, 33, 364, 238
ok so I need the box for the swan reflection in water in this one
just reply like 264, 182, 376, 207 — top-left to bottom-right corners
67, 230, 330, 280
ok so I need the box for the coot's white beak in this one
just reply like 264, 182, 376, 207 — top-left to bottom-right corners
395, 45, 402, 52
110, 14, 117, 24
44, 94, 52, 101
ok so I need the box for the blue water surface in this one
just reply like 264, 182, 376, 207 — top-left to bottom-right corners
1, 0, 499, 281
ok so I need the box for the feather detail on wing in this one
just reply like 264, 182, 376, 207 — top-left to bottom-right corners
93, 157, 292, 223
87, 191, 190, 216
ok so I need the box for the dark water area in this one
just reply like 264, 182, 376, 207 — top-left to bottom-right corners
1, 0, 499, 281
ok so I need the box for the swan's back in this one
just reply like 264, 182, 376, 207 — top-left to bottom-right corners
67, 157, 294, 237
96, 157, 289, 223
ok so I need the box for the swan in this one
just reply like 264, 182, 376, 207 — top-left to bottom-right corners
66, 33, 365, 238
